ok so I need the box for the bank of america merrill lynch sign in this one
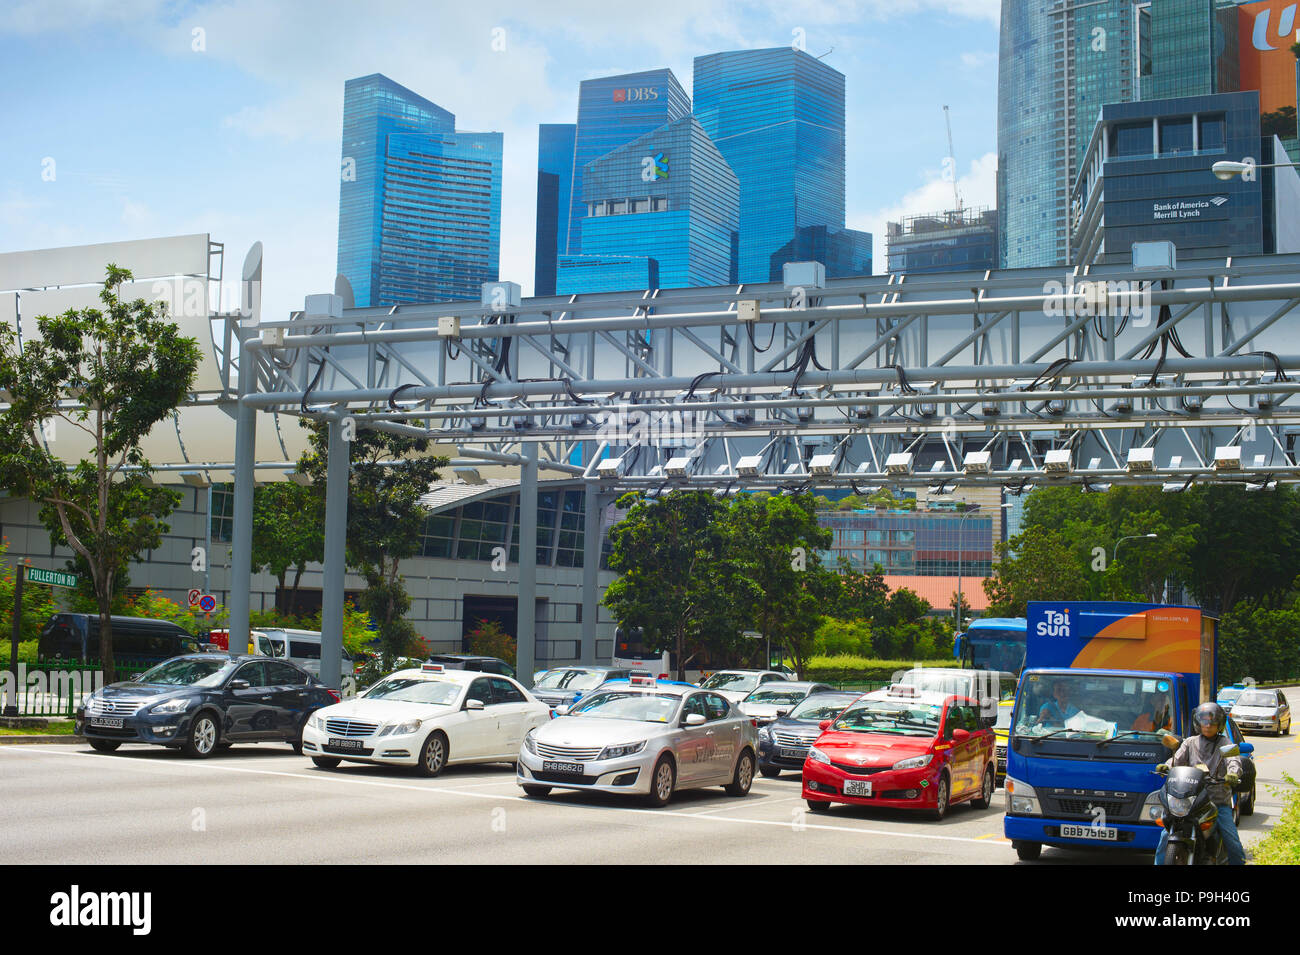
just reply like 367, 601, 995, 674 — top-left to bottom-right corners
1150, 196, 1229, 221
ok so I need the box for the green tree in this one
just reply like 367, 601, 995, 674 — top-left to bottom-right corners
1182, 485, 1300, 612
725, 492, 836, 678
252, 481, 325, 613
466, 618, 516, 667
836, 563, 890, 623
983, 525, 1091, 616
603, 490, 738, 680
0, 266, 201, 678
299, 423, 446, 663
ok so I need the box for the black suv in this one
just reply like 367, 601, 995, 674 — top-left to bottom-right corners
426, 654, 517, 679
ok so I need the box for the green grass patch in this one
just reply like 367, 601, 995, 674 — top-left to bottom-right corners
1252, 773, 1300, 865
805, 656, 959, 685
0, 721, 76, 736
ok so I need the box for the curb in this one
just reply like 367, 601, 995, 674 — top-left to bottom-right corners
0, 735, 85, 745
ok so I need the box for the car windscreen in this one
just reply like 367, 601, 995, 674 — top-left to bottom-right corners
1236, 691, 1277, 708
789, 695, 858, 721
700, 672, 757, 693
363, 678, 462, 705
832, 701, 942, 736
535, 669, 606, 691
137, 658, 234, 687
1014, 673, 1173, 740
1218, 686, 1244, 702
570, 691, 681, 723
745, 687, 808, 706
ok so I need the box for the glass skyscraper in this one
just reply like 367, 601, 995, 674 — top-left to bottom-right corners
694, 47, 871, 283
534, 123, 576, 297
558, 115, 739, 294
337, 74, 502, 307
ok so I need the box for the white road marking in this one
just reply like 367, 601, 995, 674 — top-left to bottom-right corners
1, 745, 996, 846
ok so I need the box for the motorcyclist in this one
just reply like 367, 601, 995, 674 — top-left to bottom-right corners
1152, 702, 1245, 865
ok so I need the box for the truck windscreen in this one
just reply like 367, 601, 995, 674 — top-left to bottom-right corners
1014, 672, 1174, 741
967, 629, 1026, 674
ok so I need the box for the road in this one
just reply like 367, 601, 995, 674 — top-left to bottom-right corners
3, 705, 1296, 865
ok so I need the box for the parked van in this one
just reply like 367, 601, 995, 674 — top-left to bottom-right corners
38, 614, 201, 665
256, 628, 354, 684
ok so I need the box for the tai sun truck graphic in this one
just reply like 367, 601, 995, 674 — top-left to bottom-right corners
1003, 601, 1219, 861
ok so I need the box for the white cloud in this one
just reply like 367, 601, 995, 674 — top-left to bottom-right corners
960, 50, 996, 69
851, 151, 998, 273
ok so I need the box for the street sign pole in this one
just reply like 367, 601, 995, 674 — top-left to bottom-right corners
4, 568, 23, 716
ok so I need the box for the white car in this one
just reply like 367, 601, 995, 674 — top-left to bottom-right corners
739, 681, 837, 724
302, 664, 550, 776
517, 675, 759, 807
697, 669, 792, 704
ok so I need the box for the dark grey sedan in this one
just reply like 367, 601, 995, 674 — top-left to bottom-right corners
755, 691, 862, 778
76, 654, 339, 757
530, 666, 633, 710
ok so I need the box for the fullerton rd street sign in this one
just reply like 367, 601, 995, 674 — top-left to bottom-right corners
25, 567, 77, 588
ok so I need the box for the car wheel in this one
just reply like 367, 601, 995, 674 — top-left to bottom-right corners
725, 749, 755, 797
1242, 782, 1256, 817
1013, 841, 1042, 861
806, 798, 831, 813
760, 765, 781, 779
291, 720, 306, 755
1283, 718, 1290, 736
972, 765, 995, 810
415, 731, 449, 778
930, 774, 950, 821
644, 756, 676, 808
216, 741, 233, 751
522, 784, 551, 798
87, 738, 120, 753
312, 756, 341, 769
181, 711, 219, 759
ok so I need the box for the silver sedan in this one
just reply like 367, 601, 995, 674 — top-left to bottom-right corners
517, 678, 759, 807
1230, 688, 1292, 735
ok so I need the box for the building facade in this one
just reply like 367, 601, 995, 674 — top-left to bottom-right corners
693, 47, 870, 284
886, 208, 999, 274
557, 115, 739, 294
534, 123, 576, 298
337, 74, 502, 307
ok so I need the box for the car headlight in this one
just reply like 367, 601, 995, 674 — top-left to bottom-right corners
1005, 777, 1040, 816
808, 746, 831, 765
758, 726, 772, 742
307, 714, 322, 730
379, 719, 422, 737
523, 731, 537, 755
150, 697, 192, 715
892, 754, 932, 771
1166, 794, 1194, 818
598, 741, 647, 760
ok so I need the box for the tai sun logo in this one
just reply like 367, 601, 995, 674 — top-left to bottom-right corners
1036, 609, 1071, 638
49, 885, 151, 935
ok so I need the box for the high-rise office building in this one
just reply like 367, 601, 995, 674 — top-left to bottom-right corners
556, 115, 739, 294
565, 70, 691, 261
1142, 0, 1241, 101
337, 74, 502, 307
886, 208, 999, 274
534, 123, 576, 297
694, 47, 871, 283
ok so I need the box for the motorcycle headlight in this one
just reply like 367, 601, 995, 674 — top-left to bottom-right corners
1167, 794, 1194, 817
893, 754, 933, 771
523, 731, 537, 755
598, 741, 647, 760
808, 746, 831, 765
150, 697, 192, 715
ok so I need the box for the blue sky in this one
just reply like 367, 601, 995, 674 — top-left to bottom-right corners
0, 0, 1001, 321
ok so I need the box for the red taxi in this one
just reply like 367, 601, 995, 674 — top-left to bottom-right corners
801, 684, 997, 820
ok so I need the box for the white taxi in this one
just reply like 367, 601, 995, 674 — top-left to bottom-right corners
302, 663, 550, 776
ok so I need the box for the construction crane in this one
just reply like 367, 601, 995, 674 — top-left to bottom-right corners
943, 105, 962, 214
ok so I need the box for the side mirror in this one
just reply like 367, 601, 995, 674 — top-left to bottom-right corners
775, 709, 790, 718
1161, 733, 1182, 750
683, 713, 707, 727
466, 698, 485, 711
553, 704, 570, 717
818, 720, 831, 732
951, 728, 971, 743
1219, 742, 1240, 758
229, 679, 250, 691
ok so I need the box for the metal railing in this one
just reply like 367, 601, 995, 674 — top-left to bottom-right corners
2, 659, 154, 717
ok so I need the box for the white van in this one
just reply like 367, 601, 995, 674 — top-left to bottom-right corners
257, 628, 355, 685
895, 667, 1017, 721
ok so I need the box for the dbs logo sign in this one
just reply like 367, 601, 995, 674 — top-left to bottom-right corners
612, 87, 660, 103
1250, 1, 1296, 48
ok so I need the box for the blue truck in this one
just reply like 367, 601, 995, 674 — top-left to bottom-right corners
1003, 601, 1218, 861
953, 617, 1028, 675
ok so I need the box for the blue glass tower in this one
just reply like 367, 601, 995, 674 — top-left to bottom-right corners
557, 115, 739, 294
337, 74, 502, 307
693, 47, 870, 283
565, 70, 691, 260
534, 123, 576, 297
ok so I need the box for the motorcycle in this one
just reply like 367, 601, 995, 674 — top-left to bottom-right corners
1154, 742, 1241, 865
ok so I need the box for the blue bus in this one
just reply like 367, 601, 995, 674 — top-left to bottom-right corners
953, 617, 1028, 675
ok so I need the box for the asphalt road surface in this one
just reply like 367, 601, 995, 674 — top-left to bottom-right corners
3, 703, 1296, 865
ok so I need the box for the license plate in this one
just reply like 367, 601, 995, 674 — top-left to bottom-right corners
328, 738, 364, 750
1060, 824, 1118, 841
88, 717, 123, 729
843, 779, 873, 797
778, 747, 806, 759
542, 760, 584, 775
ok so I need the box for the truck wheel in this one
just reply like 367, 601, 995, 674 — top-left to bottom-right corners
1013, 841, 1042, 861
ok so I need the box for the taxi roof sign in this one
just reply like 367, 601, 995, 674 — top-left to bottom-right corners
421, 663, 445, 672
629, 673, 657, 687
886, 683, 919, 697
